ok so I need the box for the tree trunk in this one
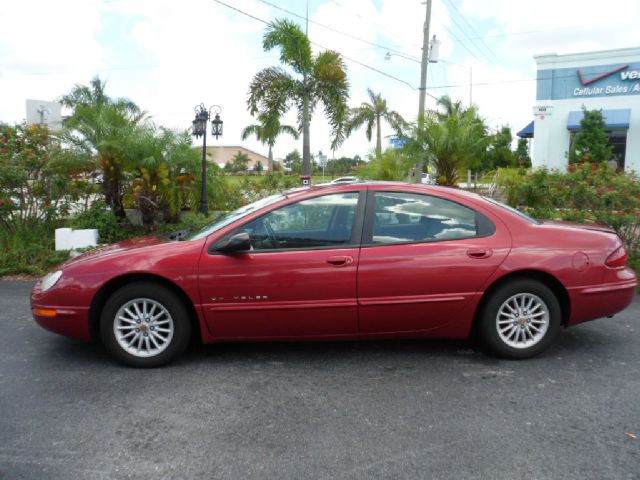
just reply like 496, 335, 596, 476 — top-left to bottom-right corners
302, 88, 311, 176
100, 152, 126, 218
268, 145, 273, 171
376, 114, 382, 158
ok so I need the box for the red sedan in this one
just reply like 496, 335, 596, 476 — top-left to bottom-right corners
31, 182, 637, 367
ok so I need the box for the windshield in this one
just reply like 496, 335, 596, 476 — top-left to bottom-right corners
184, 193, 286, 241
482, 196, 541, 225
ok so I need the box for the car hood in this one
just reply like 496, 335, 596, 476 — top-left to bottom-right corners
541, 220, 617, 235
60, 235, 168, 269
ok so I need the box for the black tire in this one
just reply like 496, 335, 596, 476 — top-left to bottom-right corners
478, 278, 561, 359
100, 282, 191, 367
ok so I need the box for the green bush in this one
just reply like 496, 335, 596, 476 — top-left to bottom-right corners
0, 222, 69, 276
68, 201, 140, 244
505, 163, 640, 254
154, 212, 216, 235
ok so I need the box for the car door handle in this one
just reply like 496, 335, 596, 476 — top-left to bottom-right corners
326, 255, 354, 267
467, 248, 492, 259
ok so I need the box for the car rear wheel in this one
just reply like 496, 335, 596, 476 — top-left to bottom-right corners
100, 282, 191, 367
478, 279, 561, 359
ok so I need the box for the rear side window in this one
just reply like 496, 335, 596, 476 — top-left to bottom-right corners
369, 191, 494, 245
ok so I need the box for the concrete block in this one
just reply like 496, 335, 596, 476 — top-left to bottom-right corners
55, 228, 99, 251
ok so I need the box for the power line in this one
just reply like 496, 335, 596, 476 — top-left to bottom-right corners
440, 9, 494, 64
452, 26, 577, 43
442, 0, 501, 64
211, 0, 435, 96
441, 24, 484, 64
253, 0, 420, 60
328, 0, 424, 52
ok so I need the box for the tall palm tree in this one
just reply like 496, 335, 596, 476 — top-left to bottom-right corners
60, 76, 146, 217
241, 113, 299, 171
248, 19, 349, 176
346, 88, 405, 158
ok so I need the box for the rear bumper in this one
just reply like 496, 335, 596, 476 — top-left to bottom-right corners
568, 268, 637, 326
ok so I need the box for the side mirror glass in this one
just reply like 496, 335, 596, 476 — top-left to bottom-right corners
214, 232, 251, 254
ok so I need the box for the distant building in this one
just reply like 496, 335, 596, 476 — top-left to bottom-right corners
519, 46, 640, 172
203, 145, 280, 171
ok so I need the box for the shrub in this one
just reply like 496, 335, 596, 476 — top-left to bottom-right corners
0, 222, 69, 276
505, 163, 640, 253
68, 201, 141, 244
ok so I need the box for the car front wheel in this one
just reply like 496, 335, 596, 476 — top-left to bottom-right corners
479, 279, 561, 359
100, 282, 191, 367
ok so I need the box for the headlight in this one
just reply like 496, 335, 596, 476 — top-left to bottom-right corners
41, 270, 63, 292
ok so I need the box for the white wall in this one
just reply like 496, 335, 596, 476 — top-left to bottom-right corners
531, 47, 640, 173
532, 96, 640, 173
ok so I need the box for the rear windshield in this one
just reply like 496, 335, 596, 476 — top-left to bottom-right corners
482, 196, 541, 225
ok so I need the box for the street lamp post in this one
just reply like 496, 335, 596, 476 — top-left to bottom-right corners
192, 103, 223, 217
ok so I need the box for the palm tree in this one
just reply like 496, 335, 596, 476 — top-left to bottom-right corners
434, 95, 468, 120
125, 126, 207, 224
346, 89, 405, 158
241, 113, 299, 171
60, 76, 146, 217
415, 103, 487, 186
248, 19, 349, 176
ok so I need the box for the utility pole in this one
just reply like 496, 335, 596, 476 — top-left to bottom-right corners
417, 0, 432, 123
415, 0, 432, 182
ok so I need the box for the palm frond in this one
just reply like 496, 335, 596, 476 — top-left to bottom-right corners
346, 106, 374, 139
241, 124, 263, 142
263, 19, 313, 75
314, 50, 348, 84
247, 66, 297, 118
279, 124, 300, 140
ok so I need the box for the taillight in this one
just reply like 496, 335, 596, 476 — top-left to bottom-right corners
605, 245, 628, 268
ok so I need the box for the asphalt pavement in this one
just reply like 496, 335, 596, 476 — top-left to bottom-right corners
0, 280, 638, 479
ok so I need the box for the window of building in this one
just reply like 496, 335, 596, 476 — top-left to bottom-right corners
568, 130, 627, 170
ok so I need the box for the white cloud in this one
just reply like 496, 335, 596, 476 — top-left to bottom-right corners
0, 0, 108, 123
1, 0, 637, 161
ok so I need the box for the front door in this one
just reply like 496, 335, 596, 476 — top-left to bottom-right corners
199, 191, 365, 339
357, 189, 511, 334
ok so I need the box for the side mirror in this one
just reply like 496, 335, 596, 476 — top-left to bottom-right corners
214, 232, 251, 254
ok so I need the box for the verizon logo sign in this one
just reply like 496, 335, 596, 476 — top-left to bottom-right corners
621, 70, 640, 80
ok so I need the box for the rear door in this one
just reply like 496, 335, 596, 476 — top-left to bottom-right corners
357, 188, 511, 334
199, 190, 366, 339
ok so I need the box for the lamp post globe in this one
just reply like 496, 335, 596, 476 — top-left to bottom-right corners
211, 112, 223, 139
191, 104, 222, 217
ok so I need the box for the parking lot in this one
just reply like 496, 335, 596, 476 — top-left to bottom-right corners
0, 280, 638, 479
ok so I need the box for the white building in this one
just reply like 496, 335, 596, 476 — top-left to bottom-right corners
518, 47, 640, 172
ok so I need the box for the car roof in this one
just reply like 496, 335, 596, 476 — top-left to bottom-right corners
286, 181, 483, 202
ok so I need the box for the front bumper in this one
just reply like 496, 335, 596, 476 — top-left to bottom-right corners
31, 281, 92, 341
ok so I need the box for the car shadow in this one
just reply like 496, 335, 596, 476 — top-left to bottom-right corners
35, 322, 619, 369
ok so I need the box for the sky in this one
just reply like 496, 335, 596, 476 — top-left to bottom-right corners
1, 0, 639, 162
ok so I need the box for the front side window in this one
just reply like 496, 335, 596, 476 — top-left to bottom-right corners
370, 192, 490, 245
234, 192, 360, 251
185, 193, 286, 241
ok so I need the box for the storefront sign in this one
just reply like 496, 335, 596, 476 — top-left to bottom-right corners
537, 62, 640, 100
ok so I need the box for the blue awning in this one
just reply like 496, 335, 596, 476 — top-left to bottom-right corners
517, 121, 534, 138
567, 109, 631, 131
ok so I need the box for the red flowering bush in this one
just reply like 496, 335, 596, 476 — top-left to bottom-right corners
0, 122, 96, 230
